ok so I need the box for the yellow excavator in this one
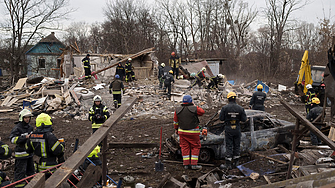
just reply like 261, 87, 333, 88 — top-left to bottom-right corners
294, 50, 326, 102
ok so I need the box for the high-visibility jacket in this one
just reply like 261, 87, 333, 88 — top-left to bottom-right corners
25, 128, 64, 171
88, 146, 100, 158
89, 104, 110, 129
0, 141, 11, 159
9, 121, 33, 159
174, 104, 205, 135
125, 61, 133, 72
82, 57, 90, 69
109, 79, 124, 94
169, 56, 181, 68
305, 89, 316, 105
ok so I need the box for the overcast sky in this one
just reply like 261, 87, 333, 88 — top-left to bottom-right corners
67, 0, 334, 29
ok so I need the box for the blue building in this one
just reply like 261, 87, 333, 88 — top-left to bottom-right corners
26, 32, 65, 78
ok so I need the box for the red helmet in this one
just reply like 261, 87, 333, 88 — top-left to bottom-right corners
171, 52, 176, 56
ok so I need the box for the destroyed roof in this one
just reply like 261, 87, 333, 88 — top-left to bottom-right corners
26, 32, 65, 54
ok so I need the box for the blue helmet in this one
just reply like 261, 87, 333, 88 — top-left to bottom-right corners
115, 74, 120, 79
183, 95, 193, 103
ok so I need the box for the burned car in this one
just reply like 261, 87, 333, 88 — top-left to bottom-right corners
165, 110, 295, 163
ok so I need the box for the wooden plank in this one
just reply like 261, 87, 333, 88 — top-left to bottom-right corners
157, 173, 171, 188
45, 97, 138, 188
6, 98, 18, 107
75, 164, 102, 188
92, 47, 155, 76
170, 177, 188, 188
26, 173, 45, 188
263, 175, 271, 184
12, 77, 27, 91
280, 100, 335, 151
64, 91, 72, 105
1, 96, 12, 106
0, 109, 14, 113
108, 142, 158, 149
69, 90, 80, 106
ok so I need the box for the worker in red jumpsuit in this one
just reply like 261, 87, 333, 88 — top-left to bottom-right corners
173, 95, 205, 170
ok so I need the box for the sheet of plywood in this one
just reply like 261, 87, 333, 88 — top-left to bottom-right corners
1, 96, 12, 106
13, 78, 27, 91
6, 98, 18, 107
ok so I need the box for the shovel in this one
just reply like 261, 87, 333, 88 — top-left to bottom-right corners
155, 127, 164, 171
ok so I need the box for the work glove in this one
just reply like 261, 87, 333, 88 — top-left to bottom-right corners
95, 114, 102, 120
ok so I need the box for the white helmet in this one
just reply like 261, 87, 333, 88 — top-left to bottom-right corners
93, 95, 102, 102
202, 67, 206, 71
19, 109, 33, 122
306, 84, 312, 89
218, 74, 224, 79
128, 58, 132, 61
161, 63, 165, 67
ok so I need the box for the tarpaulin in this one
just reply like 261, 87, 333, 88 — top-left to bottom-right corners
254, 80, 269, 93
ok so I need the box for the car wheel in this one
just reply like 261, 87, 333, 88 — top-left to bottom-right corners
199, 149, 212, 163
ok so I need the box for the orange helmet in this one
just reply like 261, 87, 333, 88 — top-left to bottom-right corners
171, 52, 176, 56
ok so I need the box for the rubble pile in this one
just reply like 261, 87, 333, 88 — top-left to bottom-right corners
0, 76, 298, 121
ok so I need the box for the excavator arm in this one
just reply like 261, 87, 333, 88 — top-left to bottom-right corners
296, 50, 313, 95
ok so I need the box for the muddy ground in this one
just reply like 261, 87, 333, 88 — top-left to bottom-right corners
0, 91, 306, 187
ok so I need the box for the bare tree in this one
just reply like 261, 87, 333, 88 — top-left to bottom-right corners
2, 0, 71, 82
265, 0, 308, 77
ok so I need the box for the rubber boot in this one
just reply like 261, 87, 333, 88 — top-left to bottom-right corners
219, 160, 232, 170
191, 165, 202, 170
232, 158, 240, 168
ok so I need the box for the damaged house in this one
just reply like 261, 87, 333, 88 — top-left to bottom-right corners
26, 32, 65, 78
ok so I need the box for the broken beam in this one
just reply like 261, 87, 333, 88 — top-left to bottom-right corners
45, 97, 138, 188
92, 47, 155, 76
108, 142, 158, 149
280, 100, 335, 151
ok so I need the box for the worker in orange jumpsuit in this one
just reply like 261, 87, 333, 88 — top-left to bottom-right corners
173, 95, 205, 170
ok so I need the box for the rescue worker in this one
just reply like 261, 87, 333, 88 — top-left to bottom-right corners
109, 74, 125, 108
189, 67, 206, 88
82, 145, 102, 170
9, 109, 34, 188
89, 95, 110, 133
305, 84, 316, 114
169, 52, 181, 79
307, 97, 323, 145
115, 62, 126, 81
163, 70, 175, 100
82, 54, 91, 79
219, 92, 247, 170
125, 58, 136, 82
317, 83, 326, 107
25, 113, 64, 178
0, 139, 12, 187
207, 74, 224, 89
158, 63, 165, 89
173, 95, 205, 170
249, 84, 267, 111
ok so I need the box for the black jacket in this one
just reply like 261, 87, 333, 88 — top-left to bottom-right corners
82, 57, 90, 69
116, 64, 126, 78
26, 127, 64, 166
125, 61, 133, 72
220, 102, 247, 127
250, 91, 266, 111
163, 74, 174, 86
0, 141, 11, 159
9, 121, 33, 159
307, 105, 323, 122
176, 104, 199, 130
158, 66, 165, 78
